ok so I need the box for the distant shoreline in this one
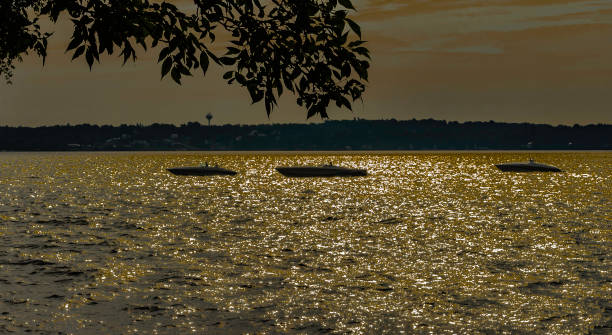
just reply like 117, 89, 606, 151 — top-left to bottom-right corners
2, 119, 610, 151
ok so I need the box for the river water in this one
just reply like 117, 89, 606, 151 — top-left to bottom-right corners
0, 151, 610, 334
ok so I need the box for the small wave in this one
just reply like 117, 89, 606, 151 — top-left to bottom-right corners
7, 259, 54, 266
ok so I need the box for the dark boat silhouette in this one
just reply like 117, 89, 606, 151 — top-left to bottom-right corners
276, 164, 367, 177
167, 164, 237, 176
495, 159, 562, 172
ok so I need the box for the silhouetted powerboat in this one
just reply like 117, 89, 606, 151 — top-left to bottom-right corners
276, 164, 367, 177
495, 159, 562, 172
167, 164, 237, 176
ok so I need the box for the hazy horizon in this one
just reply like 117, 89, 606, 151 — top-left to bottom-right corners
1, 117, 611, 128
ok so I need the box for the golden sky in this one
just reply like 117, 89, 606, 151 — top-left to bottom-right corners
1, 0, 611, 126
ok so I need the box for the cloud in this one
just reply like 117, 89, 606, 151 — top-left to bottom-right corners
359, 0, 612, 59
444, 45, 504, 54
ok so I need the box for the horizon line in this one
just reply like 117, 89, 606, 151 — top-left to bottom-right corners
2, 118, 611, 128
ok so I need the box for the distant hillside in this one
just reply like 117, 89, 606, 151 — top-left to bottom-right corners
1, 119, 610, 151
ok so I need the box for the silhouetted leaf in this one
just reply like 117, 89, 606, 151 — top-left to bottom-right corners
72, 45, 85, 60
248, 84, 263, 103
276, 78, 283, 97
226, 47, 240, 55
337, 96, 352, 110
219, 56, 236, 65
66, 38, 81, 51
171, 67, 181, 84
90, 44, 99, 61
178, 64, 191, 76
265, 98, 272, 116
345, 18, 361, 38
206, 50, 220, 65
235, 73, 246, 85
161, 57, 172, 78
200, 52, 209, 75
85, 49, 94, 69
348, 40, 365, 48
307, 108, 317, 119
158, 47, 171, 63
339, 0, 355, 10
354, 46, 370, 59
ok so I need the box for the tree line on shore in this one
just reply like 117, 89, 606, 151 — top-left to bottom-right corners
1, 119, 610, 151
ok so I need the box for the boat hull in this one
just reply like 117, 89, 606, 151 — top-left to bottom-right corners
495, 163, 562, 172
276, 166, 367, 177
167, 167, 237, 176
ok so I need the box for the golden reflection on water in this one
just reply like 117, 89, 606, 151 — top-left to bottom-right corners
0, 151, 610, 333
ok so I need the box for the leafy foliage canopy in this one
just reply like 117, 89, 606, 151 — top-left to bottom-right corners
1, 0, 370, 118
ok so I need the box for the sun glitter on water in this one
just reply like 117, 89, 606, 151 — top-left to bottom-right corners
0, 151, 610, 333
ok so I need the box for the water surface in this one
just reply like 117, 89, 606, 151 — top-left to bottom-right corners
0, 152, 610, 333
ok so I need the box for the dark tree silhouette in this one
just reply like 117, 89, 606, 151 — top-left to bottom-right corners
0, 0, 50, 83
206, 112, 213, 126
2, 120, 611, 151
1, 0, 370, 118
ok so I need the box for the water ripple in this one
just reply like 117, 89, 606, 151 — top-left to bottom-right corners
0, 151, 610, 334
